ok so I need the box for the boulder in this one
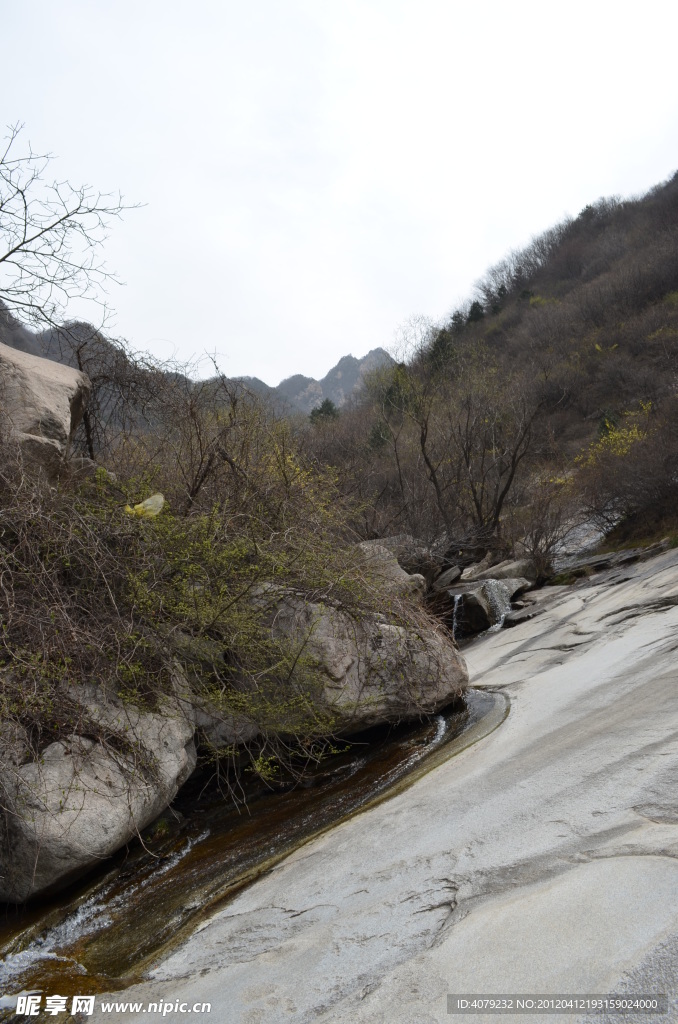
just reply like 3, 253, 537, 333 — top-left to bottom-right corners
0, 693, 196, 903
431, 565, 462, 591
429, 578, 531, 637
466, 557, 538, 583
193, 704, 260, 749
265, 593, 468, 733
0, 339, 91, 478
460, 551, 494, 580
358, 542, 426, 598
362, 535, 444, 584
184, 568, 466, 743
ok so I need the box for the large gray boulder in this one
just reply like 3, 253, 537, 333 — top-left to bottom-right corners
0, 339, 90, 478
264, 592, 467, 733
184, 573, 467, 747
0, 692, 196, 903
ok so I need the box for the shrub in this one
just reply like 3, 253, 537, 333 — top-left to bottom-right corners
0, 396, 428, 782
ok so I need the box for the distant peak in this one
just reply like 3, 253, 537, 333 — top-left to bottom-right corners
269, 347, 394, 414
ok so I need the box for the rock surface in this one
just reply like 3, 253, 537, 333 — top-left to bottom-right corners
429, 577, 530, 636
264, 588, 467, 733
99, 547, 678, 1023
459, 550, 494, 579
431, 564, 462, 591
467, 555, 538, 582
364, 534, 444, 584
0, 693, 196, 902
0, 543, 463, 903
357, 541, 427, 598
0, 338, 90, 478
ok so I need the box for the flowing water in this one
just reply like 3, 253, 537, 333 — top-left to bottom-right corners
482, 579, 513, 630
0, 689, 506, 1005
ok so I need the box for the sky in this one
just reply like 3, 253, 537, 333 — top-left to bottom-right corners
2, 0, 678, 386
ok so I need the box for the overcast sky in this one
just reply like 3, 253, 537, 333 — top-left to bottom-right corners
3, 0, 678, 385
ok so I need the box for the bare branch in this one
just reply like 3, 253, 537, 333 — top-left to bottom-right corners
0, 123, 139, 330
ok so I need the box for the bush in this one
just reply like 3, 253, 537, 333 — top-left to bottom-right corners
0, 394, 429, 781
574, 399, 678, 531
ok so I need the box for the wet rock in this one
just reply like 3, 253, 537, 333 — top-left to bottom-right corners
111, 548, 678, 1023
430, 577, 531, 636
0, 695, 196, 903
457, 587, 494, 634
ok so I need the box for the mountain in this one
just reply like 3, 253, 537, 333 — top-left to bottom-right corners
0, 304, 44, 357
0, 305, 122, 371
267, 348, 394, 414
0, 304, 393, 417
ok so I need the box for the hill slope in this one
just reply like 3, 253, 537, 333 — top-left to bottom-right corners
299, 170, 678, 549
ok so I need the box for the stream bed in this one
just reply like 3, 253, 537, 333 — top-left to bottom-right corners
0, 688, 506, 1004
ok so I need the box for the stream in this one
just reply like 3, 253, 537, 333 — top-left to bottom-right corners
0, 688, 506, 1006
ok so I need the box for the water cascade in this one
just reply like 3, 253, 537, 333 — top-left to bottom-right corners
482, 579, 513, 630
451, 594, 462, 639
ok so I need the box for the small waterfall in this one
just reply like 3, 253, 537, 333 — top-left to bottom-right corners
481, 579, 513, 630
451, 594, 461, 639
431, 714, 447, 746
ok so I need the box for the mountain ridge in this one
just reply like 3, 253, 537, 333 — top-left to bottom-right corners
0, 304, 392, 416
236, 347, 394, 414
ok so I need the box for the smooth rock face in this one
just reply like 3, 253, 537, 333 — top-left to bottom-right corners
0, 339, 90, 476
100, 548, 678, 1023
0, 696, 196, 903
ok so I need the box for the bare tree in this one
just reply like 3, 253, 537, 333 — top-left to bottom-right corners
0, 123, 135, 329
363, 338, 545, 546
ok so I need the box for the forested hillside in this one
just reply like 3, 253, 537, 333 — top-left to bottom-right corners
5, 169, 677, 569
302, 172, 678, 563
